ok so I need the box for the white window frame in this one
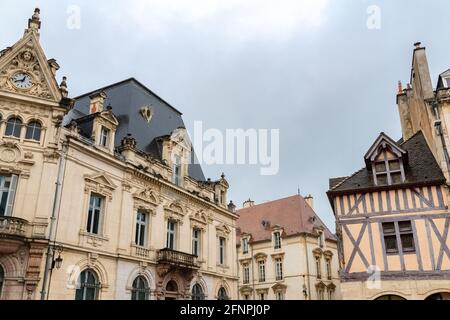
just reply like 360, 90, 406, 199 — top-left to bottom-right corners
275, 258, 283, 281
135, 211, 148, 247
243, 264, 250, 284
445, 76, 450, 88
273, 232, 282, 249
87, 194, 104, 235
99, 126, 110, 147
166, 220, 177, 250
218, 237, 226, 265
0, 175, 18, 217
258, 260, 266, 282
242, 238, 249, 254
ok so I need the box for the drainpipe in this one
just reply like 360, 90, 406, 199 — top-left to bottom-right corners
303, 234, 311, 300
40, 142, 68, 300
251, 243, 256, 300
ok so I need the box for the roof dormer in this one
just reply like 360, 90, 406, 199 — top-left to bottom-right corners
364, 133, 407, 186
437, 69, 450, 90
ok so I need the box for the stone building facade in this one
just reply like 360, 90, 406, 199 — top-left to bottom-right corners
0, 9, 238, 300
327, 43, 450, 300
236, 195, 340, 300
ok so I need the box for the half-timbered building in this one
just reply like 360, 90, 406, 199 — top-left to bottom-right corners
327, 43, 450, 300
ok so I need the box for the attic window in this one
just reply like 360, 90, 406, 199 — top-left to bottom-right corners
372, 147, 405, 186
445, 77, 450, 88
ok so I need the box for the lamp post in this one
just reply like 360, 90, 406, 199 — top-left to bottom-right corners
51, 244, 64, 270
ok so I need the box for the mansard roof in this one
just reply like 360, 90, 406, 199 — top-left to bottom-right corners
63, 78, 206, 181
328, 131, 445, 194
236, 195, 337, 243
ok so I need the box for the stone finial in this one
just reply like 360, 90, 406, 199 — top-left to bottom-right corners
414, 42, 422, 49
59, 76, 68, 98
120, 133, 137, 150
228, 201, 236, 213
243, 199, 255, 208
27, 8, 41, 32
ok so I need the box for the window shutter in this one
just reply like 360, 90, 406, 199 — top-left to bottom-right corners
5, 175, 18, 216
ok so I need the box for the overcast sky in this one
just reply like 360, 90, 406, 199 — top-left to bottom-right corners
1, 1, 449, 231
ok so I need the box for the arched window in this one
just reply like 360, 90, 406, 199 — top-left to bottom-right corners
218, 287, 228, 300
25, 121, 42, 141
166, 280, 178, 292
0, 265, 4, 297
75, 269, 100, 300
5, 117, 22, 138
131, 276, 149, 301
192, 283, 204, 300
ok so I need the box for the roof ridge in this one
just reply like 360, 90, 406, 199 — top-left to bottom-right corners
237, 194, 301, 212
330, 168, 365, 191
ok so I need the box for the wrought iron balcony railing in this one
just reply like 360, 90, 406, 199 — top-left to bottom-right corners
157, 248, 199, 269
0, 216, 28, 238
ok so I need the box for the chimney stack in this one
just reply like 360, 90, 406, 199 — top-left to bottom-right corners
243, 199, 255, 208
89, 91, 107, 114
304, 194, 314, 209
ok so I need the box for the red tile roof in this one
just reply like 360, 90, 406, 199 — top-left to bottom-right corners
236, 195, 336, 243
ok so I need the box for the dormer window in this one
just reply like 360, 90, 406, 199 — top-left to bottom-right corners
100, 127, 110, 147
365, 133, 407, 187
445, 77, 450, 88
372, 150, 404, 186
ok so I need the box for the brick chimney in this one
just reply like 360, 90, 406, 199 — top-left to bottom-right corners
304, 194, 314, 209
243, 199, 255, 208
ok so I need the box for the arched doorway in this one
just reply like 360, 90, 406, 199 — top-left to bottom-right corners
131, 276, 149, 301
165, 280, 179, 300
75, 269, 100, 300
375, 295, 406, 301
425, 292, 450, 300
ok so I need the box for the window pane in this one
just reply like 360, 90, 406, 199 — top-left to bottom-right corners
5, 118, 22, 138
25, 121, 41, 141
389, 161, 400, 171
382, 222, 396, 234
391, 173, 402, 184
375, 162, 386, 172
401, 234, 415, 252
377, 174, 388, 185
385, 235, 398, 253
398, 221, 412, 232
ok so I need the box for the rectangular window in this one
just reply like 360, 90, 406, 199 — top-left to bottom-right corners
243, 294, 250, 300
273, 232, 281, 249
100, 127, 110, 147
445, 77, 450, 88
259, 293, 265, 300
243, 264, 250, 284
0, 175, 18, 217
276, 292, 284, 300
166, 220, 176, 250
382, 221, 415, 254
219, 237, 226, 265
317, 289, 324, 300
328, 289, 335, 300
275, 258, 283, 281
316, 258, 322, 279
192, 229, 200, 257
135, 211, 147, 247
87, 194, 103, 234
172, 155, 182, 186
326, 260, 332, 280
258, 261, 266, 282
242, 238, 249, 254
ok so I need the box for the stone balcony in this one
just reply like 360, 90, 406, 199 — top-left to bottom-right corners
157, 248, 200, 269
0, 216, 30, 254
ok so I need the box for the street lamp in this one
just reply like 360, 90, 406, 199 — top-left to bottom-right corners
51, 244, 64, 270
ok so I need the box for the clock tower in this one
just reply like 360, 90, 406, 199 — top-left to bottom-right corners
0, 8, 73, 299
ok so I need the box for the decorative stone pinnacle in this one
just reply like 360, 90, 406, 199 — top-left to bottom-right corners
59, 76, 68, 98
28, 8, 41, 31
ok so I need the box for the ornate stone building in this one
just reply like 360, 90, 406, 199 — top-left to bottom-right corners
236, 195, 340, 300
0, 9, 238, 300
327, 43, 450, 300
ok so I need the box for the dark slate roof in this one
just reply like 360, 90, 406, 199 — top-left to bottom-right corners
328, 131, 445, 194
64, 78, 206, 181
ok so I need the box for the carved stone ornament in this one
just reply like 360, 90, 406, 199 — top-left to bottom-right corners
0, 142, 20, 163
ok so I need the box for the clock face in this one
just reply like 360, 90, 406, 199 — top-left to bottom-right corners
12, 72, 33, 89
